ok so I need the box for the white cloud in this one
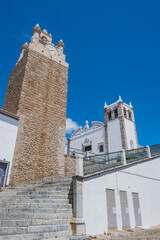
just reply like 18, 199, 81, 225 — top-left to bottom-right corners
66, 118, 79, 135
21, 32, 31, 40
13, 32, 31, 41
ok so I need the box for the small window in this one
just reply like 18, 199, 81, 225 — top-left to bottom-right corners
114, 108, 118, 118
129, 111, 132, 120
108, 111, 111, 121
124, 108, 126, 117
84, 145, 92, 152
99, 144, 104, 153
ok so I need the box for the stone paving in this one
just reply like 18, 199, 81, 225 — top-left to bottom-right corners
89, 226, 160, 240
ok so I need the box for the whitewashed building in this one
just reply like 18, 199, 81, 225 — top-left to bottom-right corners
69, 96, 139, 154
0, 109, 19, 186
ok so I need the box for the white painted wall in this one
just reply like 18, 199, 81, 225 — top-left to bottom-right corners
70, 127, 105, 154
125, 118, 137, 149
0, 113, 18, 184
108, 118, 122, 152
83, 156, 160, 235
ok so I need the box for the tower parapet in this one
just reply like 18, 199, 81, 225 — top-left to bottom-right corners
18, 24, 68, 67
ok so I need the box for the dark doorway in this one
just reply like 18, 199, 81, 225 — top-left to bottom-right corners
0, 162, 9, 187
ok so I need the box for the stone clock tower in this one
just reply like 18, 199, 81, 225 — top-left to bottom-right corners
3, 24, 68, 183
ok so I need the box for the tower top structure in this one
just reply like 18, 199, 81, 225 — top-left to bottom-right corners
104, 96, 134, 122
18, 24, 68, 68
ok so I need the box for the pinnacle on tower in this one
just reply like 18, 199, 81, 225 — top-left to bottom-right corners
57, 39, 65, 49
129, 102, 133, 108
21, 42, 28, 51
104, 102, 107, 108
42, 29, 48, 34
118, 96, 123, 102
85, 120, 89, 129
32, 24, 41, 34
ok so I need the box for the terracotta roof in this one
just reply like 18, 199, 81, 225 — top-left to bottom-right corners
0, 109, 19, 120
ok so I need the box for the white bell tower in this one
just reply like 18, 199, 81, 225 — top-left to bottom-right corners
104, 96, 138, 153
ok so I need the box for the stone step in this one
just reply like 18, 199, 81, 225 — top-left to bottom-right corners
0, 207, 72, 214
0, 225, 70, 235
0, 177, 73, 240
5, 179, 72, 189
0, 198, 69, 204
0, 231, 71, 240
2, 186, 72, 193
0, 194, 70, 200
0, 202, 71, 209
0, 190, 70, 196
5, 181, 72, 188
0, 212, 72, 220
1, 218, 71, 227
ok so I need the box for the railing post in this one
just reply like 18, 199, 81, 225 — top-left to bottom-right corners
71, 178, 86, 236
146, 145, 151, 158
121, 149, 127, 165
76, 154, 83, 177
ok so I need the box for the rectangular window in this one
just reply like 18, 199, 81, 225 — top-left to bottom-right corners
99, 144, 104, 153
84, 145, 92, 152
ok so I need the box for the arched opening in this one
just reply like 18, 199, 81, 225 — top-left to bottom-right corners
108, 110, 111, 121
114, 108, 118, 118
129, 111, 132, 120
41, 36, 47, 45
124, 107, 126, 118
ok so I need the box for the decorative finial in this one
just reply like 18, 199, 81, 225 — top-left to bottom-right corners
85, 120, 89, 129
42, 29, 48, 34
118, 96, 122, 102
57, 39, 65, 49
129, 102, 133, 108
104, 102, 107, 108
32, 24, 41, 34
21, 42, 28, 51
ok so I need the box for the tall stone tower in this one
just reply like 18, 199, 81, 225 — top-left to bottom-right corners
104, 96, 138, 153
3, 24, 68, 182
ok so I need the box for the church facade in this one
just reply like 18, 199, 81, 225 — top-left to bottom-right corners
69, 96, 139, 154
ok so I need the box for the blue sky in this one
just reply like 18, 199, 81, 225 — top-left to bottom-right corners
0, 0, 160, 146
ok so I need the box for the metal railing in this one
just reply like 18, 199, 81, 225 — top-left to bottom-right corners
150, 144, 160, 157
83, 151, 122, 175
126, 147, 148, 164
68, 147, 86, 157
82, 144, 160, 176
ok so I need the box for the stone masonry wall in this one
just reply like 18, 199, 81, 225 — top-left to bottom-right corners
3, 48, 68, 184
3, 52, 28, 115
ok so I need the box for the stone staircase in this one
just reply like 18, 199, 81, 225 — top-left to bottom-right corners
0, 177, 73, 240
